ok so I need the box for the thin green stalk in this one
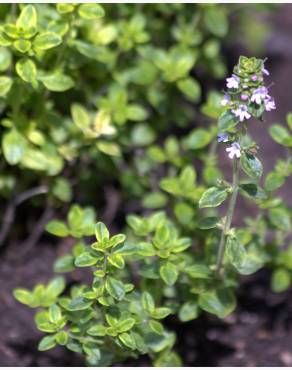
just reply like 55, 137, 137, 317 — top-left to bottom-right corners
216, 157, 240, 274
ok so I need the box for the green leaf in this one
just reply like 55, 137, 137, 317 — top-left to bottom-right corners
53, 255, 74, 273
52, 178, 72, 202
177, 77, 201, 102
116, 318, 135, 333
3, 24, 19, 39
16, 5, 37, 33
96, 25, 117, 45
48, 20, 69, 37
55, 331, 68, 345
240, 153, 263, 180
109, 234, 126, 248
49, 304, 62, 324
171, 237, 192, 253
83, 345, 101, 364
180, 166, 197, 190
160, 262, 178, 286
150, 307, 172, 319
87, 324, 107, 336
0, 48, 12, 72
0, 76, 12, 96
78, 4, 105, 19
183, 128, 212, 150
185, 264, 211, 279
239, 183, 268, 201
269, 124, 292, 147
13, 288, 33, 306
97, 141, 121, 157
154, 350, 182, 367
38, 335, 56, 351
20, 148, 63, 175
264, 172, 285, 192
71, 103, 90, 130
160, 178, 181, 196
16, 58, 37, 83
13, 39, 31, 53
205, 7, 228, 37
149, 320, 164, 334
2, 129, 27, 165
46, 277, 65, 298
198, 217, 220, 229
199, 289, 236, 318
127, 105, 148, 122
45, 220, 69, 237
199, 187, 228, 208
269, 208, 291, 231
226, 236, 246, 271
108, 253, 125, 269
142, 292, 155, 312
226, 236, 263, 275
131, 123, 155, 146
75, 252, 98, 267
67, 205, 83, 231
178, 301, 199, 322
95, 222, 110, 242
119, 332, 136, 349
271, 268, 291, 293
34, 32, 62, 50
68, 297, 93, 311
218, 110, 239, 132
57, 4, 75, 14
39, 73, 74, 92
174, 202, 194, 226
105, 276, 125, 301
153, 224, 170, 247
143, 192, 168, 209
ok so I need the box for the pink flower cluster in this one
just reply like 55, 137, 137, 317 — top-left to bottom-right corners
221, 63, 276, 123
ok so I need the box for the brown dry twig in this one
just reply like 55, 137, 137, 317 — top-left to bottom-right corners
0, 185, 49, 249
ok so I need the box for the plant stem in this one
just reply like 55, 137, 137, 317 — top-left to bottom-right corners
216, 158, 240, 274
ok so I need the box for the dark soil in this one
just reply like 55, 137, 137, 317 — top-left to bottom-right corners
1, 4, 292, 368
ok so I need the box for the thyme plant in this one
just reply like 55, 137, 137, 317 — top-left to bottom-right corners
2, 2, 290, 367
14, 55, 292, 366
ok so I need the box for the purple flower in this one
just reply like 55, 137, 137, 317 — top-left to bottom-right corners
221, 94, 231, 106
217, 133, 229, 143
251, 75, 257, 81
251, 87, 268, 105
226, 75, 240, 89
262, 67, 269, 76
226, 142, 241, 159
264, 97, 276, 111
240, 94, 249, 101
232, 105, 251, 122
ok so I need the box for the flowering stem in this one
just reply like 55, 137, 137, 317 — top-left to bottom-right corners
216, 157, 240, 274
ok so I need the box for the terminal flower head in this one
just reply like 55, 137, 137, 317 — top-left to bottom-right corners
226, 142, 241, 159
